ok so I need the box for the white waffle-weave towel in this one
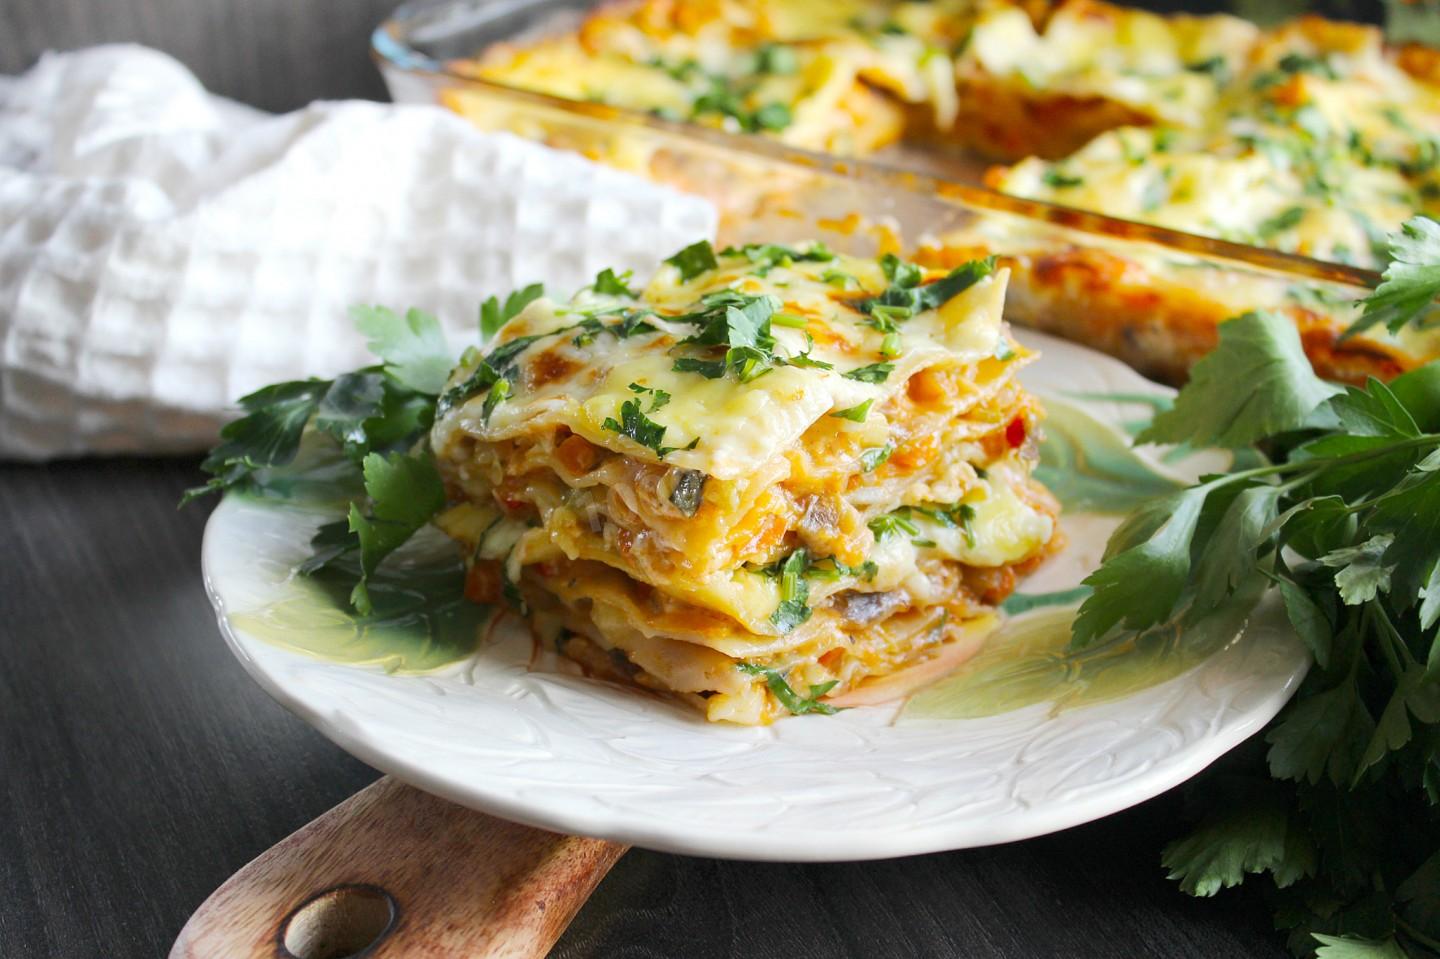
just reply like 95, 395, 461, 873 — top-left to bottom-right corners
0, 45, 717, 460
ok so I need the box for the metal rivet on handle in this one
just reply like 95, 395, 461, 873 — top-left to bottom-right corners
278, 883, 397, 959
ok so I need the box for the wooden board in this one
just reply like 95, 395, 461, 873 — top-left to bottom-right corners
170, 777, 626, 958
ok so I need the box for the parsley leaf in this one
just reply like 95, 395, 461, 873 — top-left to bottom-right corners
1078, 227, 1440, 957
592, 268, 637, 298
670, 290, 797, 382
480, 283, 545, 341
720, 242, 834, 275
869, 511, 920, 540
843, 362, 894, 383
1042, 169, 1085, 189
1072, 485, 1210, 647
309, 450, 447, 615
1348, 215, 1440, 337
859, 444, 893, 472
184, 379, 331, 502
830, 399, 873, 422
737, 663, 839, 715
1256, 206, 1306, 240
1161, 780, 1312, 896
1312, 935, 1409, 959
603, 398, 667, 453
769, 548, 814, 632
858, 256, 995, 318
628, 381, 671, 410
602, 398, 694, 458
312, 372, 386, 450
664, 240, 719, 281
351, 306, 453, 395
1136, 311, 1341, 449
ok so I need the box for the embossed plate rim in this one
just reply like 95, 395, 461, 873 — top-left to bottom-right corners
202, 330, 1310, 861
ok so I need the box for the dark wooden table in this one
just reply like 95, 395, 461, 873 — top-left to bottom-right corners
0, 460, 1287, 958
1, 2, 1292, 956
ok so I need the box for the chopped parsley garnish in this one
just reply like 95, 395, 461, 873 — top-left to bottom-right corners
751, 102, 793, 132
736, 663, 838, 715
481, 378, 510, 421
880, 252, 923, 288
859, 445, 893, 472
808, 556, 878, 582
1042, 169, 1085, 189
750, 547, 879, 635
719, 242, 835, 276
868, 511, 920, 540
627, 381, 671, 411
669, 289, 822, 383
858, 256, 996, 319
754, 43, 799, 76
591, 268, 638, 298
436, 332, 545, 419
1185, 55, 1228, 79
830, 399, 874, 422
602, 398, 694, 458
843, 362, 894, 383
913, 502, 977, 548
572, 309, 658, 347
770, 548, 814, 631
671, 357, 727, 378
781, 334, 835, 370
480, 284, 545, 341
687, 68, 795, 134
869, 501, 976, 548
1256, 206, 1306, 240
665, 240, 719, 281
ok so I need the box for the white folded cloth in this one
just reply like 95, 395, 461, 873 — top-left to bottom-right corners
0, 45, 716, 459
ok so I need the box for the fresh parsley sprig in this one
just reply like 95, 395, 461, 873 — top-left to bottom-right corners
187, 285, 548, 614
736, 662, 839, 715
1080, 252, 1440, 953
184, 306, 455, 504
1346, 215, 1440, 339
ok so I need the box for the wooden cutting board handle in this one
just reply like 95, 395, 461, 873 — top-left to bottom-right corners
170, 776, 627, 959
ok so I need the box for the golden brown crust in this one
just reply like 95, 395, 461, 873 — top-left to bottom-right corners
916, 243, 1412, 386
921, 75, 1155, 163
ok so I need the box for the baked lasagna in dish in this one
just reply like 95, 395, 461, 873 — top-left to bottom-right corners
429, 242, 1057, 724
449, 0, 1440, 382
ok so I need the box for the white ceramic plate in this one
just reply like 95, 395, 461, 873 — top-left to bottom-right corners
203, 330, 1308, 862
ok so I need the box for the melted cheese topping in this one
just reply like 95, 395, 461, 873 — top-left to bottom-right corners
442, 251, 1008, 481
464, 0, 1440, 270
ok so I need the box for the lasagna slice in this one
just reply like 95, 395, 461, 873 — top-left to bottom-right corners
430, 242, 1057, 724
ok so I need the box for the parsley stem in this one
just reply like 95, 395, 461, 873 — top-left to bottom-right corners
1370, 600, 1417, 676
1366, 602, 1407, 681
1397, 917, 1440, 954
1205, 433, 1440, 488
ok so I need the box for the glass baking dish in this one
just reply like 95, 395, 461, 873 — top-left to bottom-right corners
371, 0, 1436, 384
